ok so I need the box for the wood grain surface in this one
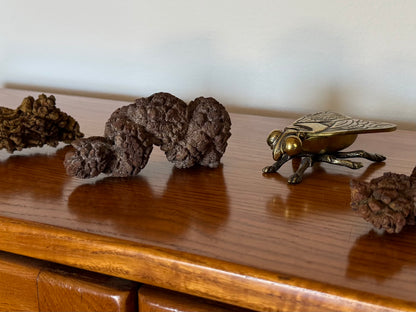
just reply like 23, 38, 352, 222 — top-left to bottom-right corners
0, 88, 415, 312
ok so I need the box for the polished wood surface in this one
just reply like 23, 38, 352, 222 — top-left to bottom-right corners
0, 88, 415, 311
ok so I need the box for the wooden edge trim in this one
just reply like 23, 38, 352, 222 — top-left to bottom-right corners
0, 216, 413, 312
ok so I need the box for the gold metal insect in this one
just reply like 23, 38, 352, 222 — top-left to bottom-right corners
262, 111, 396, 184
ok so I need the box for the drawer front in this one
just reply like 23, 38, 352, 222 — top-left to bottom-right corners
37, 266, 138, 312
139, 285, 253, 312
0, 251, 41, 311
0, 251, 138, 312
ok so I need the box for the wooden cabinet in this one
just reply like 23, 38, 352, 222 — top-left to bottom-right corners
0, 252, 248, 312
0, 88, 415, 311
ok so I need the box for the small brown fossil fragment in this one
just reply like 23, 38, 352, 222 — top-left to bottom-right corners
0, 94, 84, 153
64, 92, 231, 178
350, 166, 416, 233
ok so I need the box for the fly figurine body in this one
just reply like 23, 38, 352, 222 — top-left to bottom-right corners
262, 112, 396, 184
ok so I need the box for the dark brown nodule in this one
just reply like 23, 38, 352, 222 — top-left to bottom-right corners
0, 94, 83, 153
350, 167, 416, 233
64, 92, 231, 179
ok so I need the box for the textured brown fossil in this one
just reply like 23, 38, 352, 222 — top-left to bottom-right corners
350, 166, 416, 233
64, 92, 231, 178
0, 94, 83, 153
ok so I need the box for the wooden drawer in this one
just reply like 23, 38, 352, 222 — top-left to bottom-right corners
0, 251, 42, 311
37, 266, 138, 312
139, 285, 253, 312
0, 251, 138, 312
1, 249, 250, 312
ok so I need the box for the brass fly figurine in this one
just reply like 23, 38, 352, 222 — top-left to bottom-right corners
262, 112, 396, 184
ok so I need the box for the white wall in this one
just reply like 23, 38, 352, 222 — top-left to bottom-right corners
1, 0, 415, 128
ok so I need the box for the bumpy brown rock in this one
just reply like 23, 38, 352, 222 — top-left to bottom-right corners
0, 94, 84, 153
64, 92, 231, 178
350, 166, 416, 233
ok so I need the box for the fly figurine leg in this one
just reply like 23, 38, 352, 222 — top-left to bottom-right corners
333, 150, 386, 162
318, 154, 363, 169
288, 155, 313, 184
262, 153, 292, 173
317, 150, 386, 170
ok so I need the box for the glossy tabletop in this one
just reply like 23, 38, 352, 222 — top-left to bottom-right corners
0, 88, 415, 312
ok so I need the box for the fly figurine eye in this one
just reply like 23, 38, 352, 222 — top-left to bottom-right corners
262, 111, 396, 184
283, 135, 302, 156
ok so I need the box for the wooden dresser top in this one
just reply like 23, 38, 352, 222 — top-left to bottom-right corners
0, 88, 415, 312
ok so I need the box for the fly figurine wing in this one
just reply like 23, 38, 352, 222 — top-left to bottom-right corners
290, 111, 396, 136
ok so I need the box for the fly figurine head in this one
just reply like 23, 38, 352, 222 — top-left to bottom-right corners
266, 129, 303, 161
